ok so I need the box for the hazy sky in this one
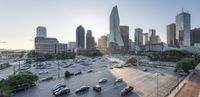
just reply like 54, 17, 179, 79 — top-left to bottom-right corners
0, 0, 200, 49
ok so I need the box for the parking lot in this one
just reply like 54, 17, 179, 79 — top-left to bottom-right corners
7, 55, 183, 97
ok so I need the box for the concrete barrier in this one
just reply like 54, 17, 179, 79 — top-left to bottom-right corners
167, 71, 194, 97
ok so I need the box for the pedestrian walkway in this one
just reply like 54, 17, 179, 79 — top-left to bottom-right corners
176, 72, 200, 97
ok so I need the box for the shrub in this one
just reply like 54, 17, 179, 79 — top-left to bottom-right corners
65, 70, 72, 78
176, 58, 197, 73
126, 56, 137, 66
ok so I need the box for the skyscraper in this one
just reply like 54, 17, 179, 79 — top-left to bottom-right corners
135, 28, 143, 46
167, 23, 176, 46
149, 29, 156, 37
108, 6, 124, 53
36, 26, 47, 38
86, 30, 95, 49
76, 25, 85, 48
191, 28, 200, 46
120, 26, 129, 52
143, 33, 149, 45
176, 10, 191, 46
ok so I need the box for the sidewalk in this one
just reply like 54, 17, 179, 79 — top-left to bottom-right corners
176, 72, 200, 97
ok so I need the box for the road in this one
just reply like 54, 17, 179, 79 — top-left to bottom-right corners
0, 56, 181, 97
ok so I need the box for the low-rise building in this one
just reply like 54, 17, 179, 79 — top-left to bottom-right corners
35, 37, 68, 54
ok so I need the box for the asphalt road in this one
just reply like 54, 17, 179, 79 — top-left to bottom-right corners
0, 56, 182, 97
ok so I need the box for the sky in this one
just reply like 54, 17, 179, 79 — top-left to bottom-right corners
0, 0, 200, 50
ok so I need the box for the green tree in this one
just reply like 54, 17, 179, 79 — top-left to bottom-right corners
65, 70, 72, 78
0, 71, 38, 95
126, 56, 137, 66
176, 58, 197, 73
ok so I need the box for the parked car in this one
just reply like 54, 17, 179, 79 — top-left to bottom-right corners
53, 86, 66, 94
40, 76, 53, 82
98, 78, 108, 83
52, 84, 66, 92
87, 70, 93, 73
74, 71, 82, 75
143, 69, 148, 72
93, 85, 101, 92
121, 86, 134, 96
38, 71, 49, 75
114, 78, 123, 85
54, 87, 70, 96
75, 86, 90, 94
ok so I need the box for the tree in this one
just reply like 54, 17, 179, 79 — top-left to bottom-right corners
65, 70, 72, 78
126, 56, 137, 66
176, 58, 197, 73
0, 71, 38, 95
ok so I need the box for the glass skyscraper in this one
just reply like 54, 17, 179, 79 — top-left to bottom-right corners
108, 6, 124, 49
176, 10, 191, 46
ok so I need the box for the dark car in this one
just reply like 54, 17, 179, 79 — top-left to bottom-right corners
75, 86, 90, 94
143, 69, 148, 72
93, 85, 101, 92
74, 72, 82, 75
121, 86, 134, 96
40, 76, 53, 82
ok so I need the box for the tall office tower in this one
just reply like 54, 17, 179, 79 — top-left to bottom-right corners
86, 30, 95, 49
167, 23, 176, 46
120, 26, 129, 52
149, 29, 156, 37
176, 10, 191, 46
36, 26, 47, 37
135, 28, 143, 46
149, 29, 156, 44
76, 25, 85, 48
191, 28, 200, 46
143, 33, 149, 45
108, 6, 124, 52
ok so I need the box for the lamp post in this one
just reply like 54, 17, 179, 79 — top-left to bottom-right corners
155, 73, 160, 97
57, 61, 60, 79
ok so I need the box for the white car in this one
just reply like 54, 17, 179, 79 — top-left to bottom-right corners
98, 78, 108, 83
115, 78, 123, 83
52, 84, 66, 92
54, 87, 70, 96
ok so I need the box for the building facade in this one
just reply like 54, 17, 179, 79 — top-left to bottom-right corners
35, 27, 68, 54
191, 28, 200, 46
76, 25, 85, 48
176, 10, 191, 46
135, 28, 143, 46
68, 42, 76, 52
98, 35, 107, 50
167, 23, 176, 47
108, 6, 124, 53
120, 26, 129, 52
143, 33, 149, 45
86, 30, 95, 49
35, 37, 58, 54
36, 26, 47, 38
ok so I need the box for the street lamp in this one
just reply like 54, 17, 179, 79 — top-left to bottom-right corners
135, 46, 140, 66
57, 61, 60, 79
154, 73, 160, 97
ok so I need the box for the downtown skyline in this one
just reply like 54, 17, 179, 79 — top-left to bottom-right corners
1, 0, 200, 49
